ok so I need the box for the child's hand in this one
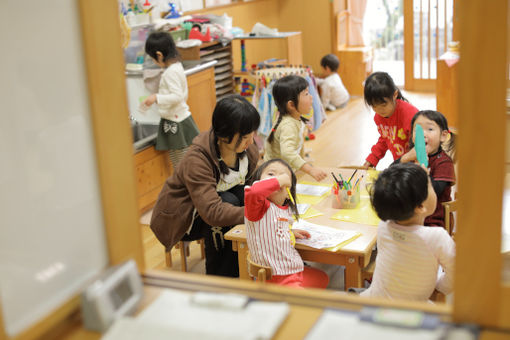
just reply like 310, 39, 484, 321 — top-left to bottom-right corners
143, 94, 157, 107
277, 173, 292, 189
363, 161, 374, 168
400, 148, 417, 163
310, 167, 327, 182
292, 229, 310, 239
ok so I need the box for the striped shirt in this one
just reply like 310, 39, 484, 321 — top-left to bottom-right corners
361, 220, 455, 301
244, 178, 304, 276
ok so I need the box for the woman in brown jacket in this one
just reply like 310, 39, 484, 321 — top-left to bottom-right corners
150, 95, 260, 277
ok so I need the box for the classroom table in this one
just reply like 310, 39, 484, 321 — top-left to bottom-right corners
224, 167, 379, 290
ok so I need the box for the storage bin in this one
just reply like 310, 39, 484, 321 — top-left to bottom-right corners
169, 29, 187, 42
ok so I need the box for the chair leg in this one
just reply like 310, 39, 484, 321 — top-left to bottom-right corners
165, 248, 172, 268
199, 238, 205, 259
177, 241, 188, 272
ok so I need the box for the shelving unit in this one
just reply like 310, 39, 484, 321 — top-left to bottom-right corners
178, 41, 235, 101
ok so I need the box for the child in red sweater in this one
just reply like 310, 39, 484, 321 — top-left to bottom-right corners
363, 72, 419, 168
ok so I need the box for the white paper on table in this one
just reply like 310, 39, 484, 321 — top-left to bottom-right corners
293, 220, 360, 249
104, 289, 289, 340
296, 183, 330, 196
297, 203, 311, 215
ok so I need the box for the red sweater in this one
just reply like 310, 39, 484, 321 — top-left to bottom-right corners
366, 99, 418, 167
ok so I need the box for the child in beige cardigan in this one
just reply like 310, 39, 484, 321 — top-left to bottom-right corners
263, 75, 327, 181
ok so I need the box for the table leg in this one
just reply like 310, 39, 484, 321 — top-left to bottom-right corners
344, 256, 362, 290
237, 242, 250, 280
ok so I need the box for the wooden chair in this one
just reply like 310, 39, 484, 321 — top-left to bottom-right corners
442, 200, 458, 237
247, 252, 272, 283
361, 249, 377, 284
165, 239, 205, 272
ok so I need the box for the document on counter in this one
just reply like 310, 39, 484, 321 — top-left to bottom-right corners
293, 220, 361, 250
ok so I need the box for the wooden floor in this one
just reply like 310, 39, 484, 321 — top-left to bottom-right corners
140, 92, 436, 273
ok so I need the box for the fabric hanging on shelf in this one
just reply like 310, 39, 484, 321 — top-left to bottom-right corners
251, 66, 326, 137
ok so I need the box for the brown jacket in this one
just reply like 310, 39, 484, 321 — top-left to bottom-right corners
150, 129, 259, 249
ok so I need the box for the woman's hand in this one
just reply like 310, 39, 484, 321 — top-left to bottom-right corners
292, 229, 311, 239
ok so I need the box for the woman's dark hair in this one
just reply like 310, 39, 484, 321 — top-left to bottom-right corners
320, 54, 340, 72
248, 159, 299, 219
145, 31, 180, 62
408, 110, 456, 160
267, 75, 309, 144
212, 94, 260, 175
370, 163, 429, 221
364, 71, 407, 107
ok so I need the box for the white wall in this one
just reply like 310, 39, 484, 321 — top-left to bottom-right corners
0, 1, 108, 336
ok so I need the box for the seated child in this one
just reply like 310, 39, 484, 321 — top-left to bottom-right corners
395, 110, 456, 228
316, 54, 350, 111
244, 159, 329, 288
361, 163, 455, 301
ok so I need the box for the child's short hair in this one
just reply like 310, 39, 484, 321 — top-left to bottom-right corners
320, 54, 340, 72
145, 31, 179, 62
371, 163, 429, 221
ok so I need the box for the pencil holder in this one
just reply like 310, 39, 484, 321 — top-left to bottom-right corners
332, 186, 360, 209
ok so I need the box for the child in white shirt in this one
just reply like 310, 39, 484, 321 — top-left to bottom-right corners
317, 54, 349, 111
142, 32, 200, 168
361, 163, 455, 301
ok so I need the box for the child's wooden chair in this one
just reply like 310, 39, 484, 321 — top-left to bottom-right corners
165, 239, 206, 272
442, 200, 458, 237
247, 252, 272, 283
361, 249, 377, 284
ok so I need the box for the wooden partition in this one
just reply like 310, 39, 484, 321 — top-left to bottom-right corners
454, 0, 509, 328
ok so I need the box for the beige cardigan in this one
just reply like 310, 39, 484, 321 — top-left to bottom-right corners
263, 115, 306, 171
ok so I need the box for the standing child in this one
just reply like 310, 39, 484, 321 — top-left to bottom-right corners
142, 31, 200, 167
395, 110, 456, 228
317, 54, 350, 111
244, 159, 329, 288
363, 72, 419, 168
264, 75, 327, 182
361, 163, 455, 301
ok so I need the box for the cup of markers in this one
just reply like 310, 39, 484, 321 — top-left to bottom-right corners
331, 172, 361, 209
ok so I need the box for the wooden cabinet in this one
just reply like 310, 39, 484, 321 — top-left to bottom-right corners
336, 46, 373, 96
187, 66, 217, 131
436, 59, 458, 129
179, 41, 235, 102
135, 145, 172, 214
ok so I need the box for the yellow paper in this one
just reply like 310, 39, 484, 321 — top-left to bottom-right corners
331, 198, 380, 226
325, 232, 362, 252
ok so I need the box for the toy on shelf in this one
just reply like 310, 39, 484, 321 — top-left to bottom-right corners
240, 78, 254, 97
165, 2, 181, 19
241, 40, 247, 72
188, 26, 211, 42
